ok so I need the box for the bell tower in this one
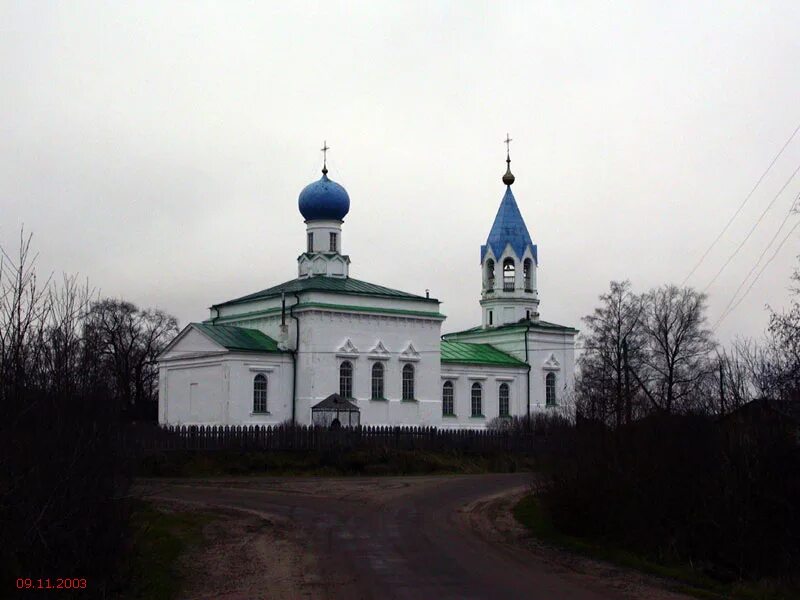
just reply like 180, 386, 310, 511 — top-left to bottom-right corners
480, 136, 539, 328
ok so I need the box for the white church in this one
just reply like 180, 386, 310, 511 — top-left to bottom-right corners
158, 144, 577, 428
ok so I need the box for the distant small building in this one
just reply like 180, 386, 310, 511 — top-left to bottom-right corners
721, 399, 800, 445
157, 146, 577, 428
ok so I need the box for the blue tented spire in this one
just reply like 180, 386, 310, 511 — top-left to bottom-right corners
480, 186, 537, 263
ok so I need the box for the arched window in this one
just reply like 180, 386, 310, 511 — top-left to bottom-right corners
503, 258, 515, 291
485, 259, 495, 290
499, 383, 510, 417
442, 380, 454, 416
253, 374, 268, 414
546, 372, 557, 407
523, 258, 533, 292
371, 362, 384, 400
471, 382, 483, 417
339, 361, 353, 399
402, 363, 415, 400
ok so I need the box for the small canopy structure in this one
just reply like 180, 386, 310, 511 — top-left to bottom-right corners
311, 393, 360, 428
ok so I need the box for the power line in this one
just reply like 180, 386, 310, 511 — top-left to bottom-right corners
713, 215, 800, 331
711, 190, 800, 327
703, 158, 800, 292
683, 121, 800, 285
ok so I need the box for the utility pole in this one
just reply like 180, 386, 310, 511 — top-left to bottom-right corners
623, 338, 632, 425
616, 345, 623, 429
718, 357, 726, 415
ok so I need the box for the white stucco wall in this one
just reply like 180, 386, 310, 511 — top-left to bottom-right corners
158, 335, 294, 426
439, 363, 528, 428
158, 314, 575, 428
292, 308, 444, 426
442, 325, 577, 412
207, 288, 446, 427
160, 243, 577, 429
160, 360, 226, 424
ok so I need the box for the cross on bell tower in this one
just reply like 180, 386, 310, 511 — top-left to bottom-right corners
321, 140, 330, 175
502, 133, 515, 186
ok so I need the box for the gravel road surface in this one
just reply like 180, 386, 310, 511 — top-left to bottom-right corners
138, 474, 689, 600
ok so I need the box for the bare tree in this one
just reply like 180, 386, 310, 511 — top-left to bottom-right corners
0, 230, 177, 591
0, 229, 52, 396
577, 280, 646, 426
762, 260, 800, 401
703, 339, 757, 416
84, 299, 178, 413
637, 285, 715, 414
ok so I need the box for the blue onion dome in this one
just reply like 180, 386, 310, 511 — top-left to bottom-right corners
298, 171, 350, 221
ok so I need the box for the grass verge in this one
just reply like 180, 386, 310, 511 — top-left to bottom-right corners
117, 500, 216, 600
512, 494, 798, 600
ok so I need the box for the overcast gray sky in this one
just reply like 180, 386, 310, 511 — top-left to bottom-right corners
2, 1, 800, 344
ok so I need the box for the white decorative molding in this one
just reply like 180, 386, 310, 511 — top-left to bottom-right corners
398, 341, 421, 362
336, 338, 360, 358
468, 375, 489, 381
441, 374, 460, 380
368, 339, 391, 360
297, 306, 444, 324
542, 353, 561, 371
247, 364, 276, 372
495, 376, 515, 382
163, 359, 225, 370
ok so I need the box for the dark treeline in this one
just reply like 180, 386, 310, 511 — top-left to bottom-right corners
547, 414, 799, 580
576, 277, 799, 424
544, 269, 800, 583
0, 232, 177, 596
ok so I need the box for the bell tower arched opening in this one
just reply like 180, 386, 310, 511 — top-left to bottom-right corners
502, 258, 516, 291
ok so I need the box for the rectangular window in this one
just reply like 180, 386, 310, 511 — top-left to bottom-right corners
339, 361, 353, 399
371, 363, 384, 399
402, 364, 415, 400
442, 382, 454, 416
471, 384, 482, 417
329, 232, 338, 252
253, 375, 268, 414
488, 310, 493, 325
307, 232, 314, 253
499, 383, 510, 417
546, 373, 557, 407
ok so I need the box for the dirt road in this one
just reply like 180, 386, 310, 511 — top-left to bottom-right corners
138, 474, 689, 600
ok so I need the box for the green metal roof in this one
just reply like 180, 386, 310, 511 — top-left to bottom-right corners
440, 341, 527, 367
214, 276, 438, 308
193, 323, 283, 353
443, 319, 578, 338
